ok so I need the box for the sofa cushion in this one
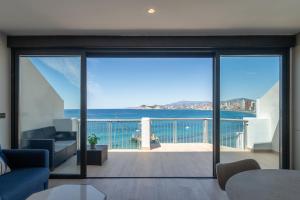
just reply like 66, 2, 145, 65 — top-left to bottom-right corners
22, 126, 56, 140
0, 168, 49, 200
0, 157, 11, 175
0, 146, 10, 175
54, 141, 76, 153
0, 145, 7, 162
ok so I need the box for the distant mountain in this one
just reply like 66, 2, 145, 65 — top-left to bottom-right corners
166, 101, 211, 106
131, 98, 255, 113
130, 100, 213, 110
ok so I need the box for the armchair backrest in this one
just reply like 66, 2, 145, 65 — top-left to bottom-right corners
22, 126, 56, 140
216, 159, 261, 190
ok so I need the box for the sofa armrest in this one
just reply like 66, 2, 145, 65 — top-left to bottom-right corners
2, 149, 49, 169
55, 131, 77, 141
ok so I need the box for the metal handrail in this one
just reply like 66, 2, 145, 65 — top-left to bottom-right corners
87, 118, 248, 122
87, 119, 141, 122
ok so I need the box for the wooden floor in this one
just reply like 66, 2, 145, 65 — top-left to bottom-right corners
53, 143, 279, 177
49, 178, 229, 200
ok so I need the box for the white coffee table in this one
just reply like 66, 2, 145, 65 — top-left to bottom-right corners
27, 184, 107, 200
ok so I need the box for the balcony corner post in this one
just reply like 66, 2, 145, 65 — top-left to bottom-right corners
203, 119, 209, 143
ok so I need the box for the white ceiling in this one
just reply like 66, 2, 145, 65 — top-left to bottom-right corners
1, 0, 300, 36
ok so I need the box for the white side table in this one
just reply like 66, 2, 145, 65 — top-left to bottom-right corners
27, 185, 107, 200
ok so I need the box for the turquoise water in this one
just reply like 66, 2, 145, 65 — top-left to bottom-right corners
65, 109, 255, 149
65, 109, 255, 119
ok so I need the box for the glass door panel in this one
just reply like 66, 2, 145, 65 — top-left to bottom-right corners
19, 56, 82, 175
220, 55, 280, 169
86, 57, 214, 177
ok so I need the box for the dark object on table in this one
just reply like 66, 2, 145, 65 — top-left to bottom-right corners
77, 145, 108, 165
0, 149, 49, 200
90, 143, 96, 149
21, 126, 77, 171
216, 159, 261, 190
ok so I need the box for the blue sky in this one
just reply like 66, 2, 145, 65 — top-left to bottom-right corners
220, 56, 280, 101
29, 56, 279, 109
87, 58, 212, 108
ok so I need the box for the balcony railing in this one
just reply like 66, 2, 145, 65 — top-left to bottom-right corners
88, 119, 141, 149
87, 118, 248, 150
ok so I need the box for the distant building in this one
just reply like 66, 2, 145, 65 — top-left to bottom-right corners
220, 98, 256, 113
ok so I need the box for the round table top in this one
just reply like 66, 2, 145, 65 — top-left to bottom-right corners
226, 169, 300, 200
26, 184, 107, 200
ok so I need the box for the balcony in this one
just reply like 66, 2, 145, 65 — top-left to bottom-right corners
53, 117, 278, 177
18, 57, 280, 176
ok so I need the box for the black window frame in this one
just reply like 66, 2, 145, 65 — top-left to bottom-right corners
9, 36, 293, 179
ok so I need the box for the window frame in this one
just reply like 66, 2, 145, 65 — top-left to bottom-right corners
9, 36, 292, 178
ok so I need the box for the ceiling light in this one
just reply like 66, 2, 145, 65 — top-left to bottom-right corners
147, 8, 156, 14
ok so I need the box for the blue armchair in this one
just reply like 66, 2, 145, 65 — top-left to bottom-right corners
0, 149, 50, 200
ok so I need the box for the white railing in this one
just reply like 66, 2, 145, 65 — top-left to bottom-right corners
88, 119, 141, 149
219, 118, 248, 149
87, 118, 248, 150
150, 118, 211, 144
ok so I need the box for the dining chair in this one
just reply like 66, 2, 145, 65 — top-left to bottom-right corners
216, 159, 261, 190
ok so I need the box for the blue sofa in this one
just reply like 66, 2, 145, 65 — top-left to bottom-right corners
0, 149, 50, 200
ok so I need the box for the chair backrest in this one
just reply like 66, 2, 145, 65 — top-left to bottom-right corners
216, 159, 261, 190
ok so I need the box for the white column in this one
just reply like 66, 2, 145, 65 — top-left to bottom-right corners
141, 117, 151, 150
203, 119, 208, 143
53, 118, 81, 149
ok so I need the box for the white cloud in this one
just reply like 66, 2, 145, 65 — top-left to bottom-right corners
31, 57, 81, 88
31, 57, 106, 108
87, 78, 103, 108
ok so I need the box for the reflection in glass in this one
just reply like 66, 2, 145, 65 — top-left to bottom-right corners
220, 56, 280, 169
19, 56, 81, 175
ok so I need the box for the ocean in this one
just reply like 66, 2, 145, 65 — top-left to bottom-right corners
64, 109, 255, 119
65, 109, 256, 149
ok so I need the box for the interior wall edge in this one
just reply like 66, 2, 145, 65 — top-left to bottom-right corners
0, 32, 11, 148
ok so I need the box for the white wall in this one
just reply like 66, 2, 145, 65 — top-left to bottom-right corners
293, 33, 300, 169
257, 82, 280, 152
244, 82, 279, 152
19, 58, 64, 135
245, 118, 271, 150
0, 33, 10, 148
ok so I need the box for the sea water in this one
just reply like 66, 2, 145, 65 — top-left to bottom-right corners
65, 109, 255, 149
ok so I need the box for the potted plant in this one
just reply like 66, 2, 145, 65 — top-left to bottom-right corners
88, 133, 99, 149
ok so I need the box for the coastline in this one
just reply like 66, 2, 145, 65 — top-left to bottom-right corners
64, 108, 256, 119
70, 108, 256, 115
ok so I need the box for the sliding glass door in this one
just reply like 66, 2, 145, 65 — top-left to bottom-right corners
85, 57, 214, 177
18, 55, 82, 175
219, 55, 281, 169
13, 49, 289, 178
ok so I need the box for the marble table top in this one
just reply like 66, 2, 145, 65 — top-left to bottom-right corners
27, 184, 106, 200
